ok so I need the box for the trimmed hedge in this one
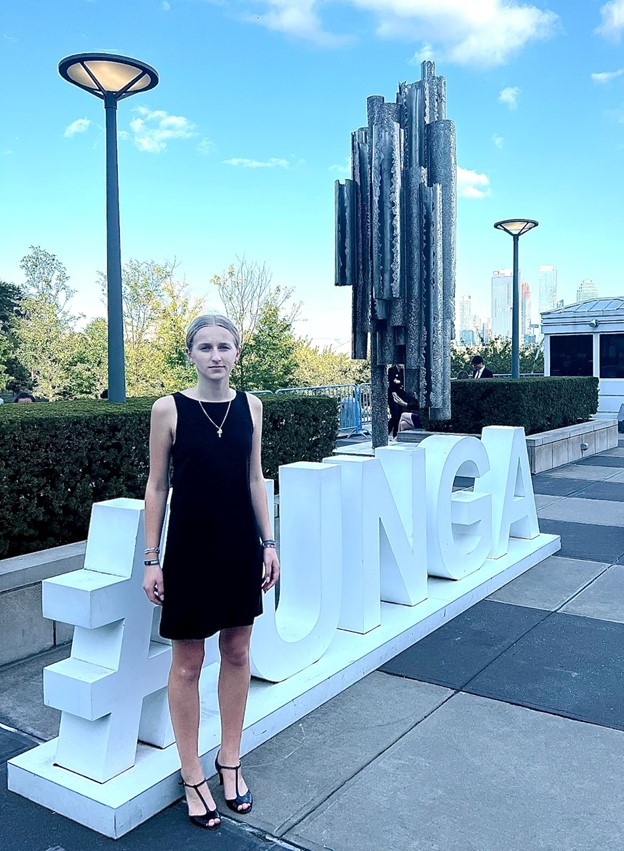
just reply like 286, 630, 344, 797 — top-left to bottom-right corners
423, 376, 599, 435
0, 394, 338, 559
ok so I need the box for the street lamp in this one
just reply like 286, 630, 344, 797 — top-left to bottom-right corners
493, 219, 539, 379
59, 53, 159, 402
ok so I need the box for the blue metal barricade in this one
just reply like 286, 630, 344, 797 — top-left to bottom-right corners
275, 384, 369, 435
357, 383, 371, 432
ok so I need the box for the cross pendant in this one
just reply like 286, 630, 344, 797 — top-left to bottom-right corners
217, 428, 223, 438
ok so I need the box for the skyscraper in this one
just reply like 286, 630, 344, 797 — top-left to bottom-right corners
457, 294, 475, 345
576, 279, 598, 302
538, 265, 557, 313
521, 281, 531, 340
491, 269, 512, 339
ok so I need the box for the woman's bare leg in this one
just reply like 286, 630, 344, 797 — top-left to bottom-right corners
217, 625, 253, 811
169, 639, 219, 824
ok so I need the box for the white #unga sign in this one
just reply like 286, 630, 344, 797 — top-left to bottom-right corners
8, 426, 557, 837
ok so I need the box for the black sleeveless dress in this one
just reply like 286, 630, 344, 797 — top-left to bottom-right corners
159, 391, 264, 640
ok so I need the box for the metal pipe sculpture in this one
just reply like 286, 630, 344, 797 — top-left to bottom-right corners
335, 61, 456, 447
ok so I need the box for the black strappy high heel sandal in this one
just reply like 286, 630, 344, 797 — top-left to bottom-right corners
214, 752, 253, 814
179, 777, 221, 830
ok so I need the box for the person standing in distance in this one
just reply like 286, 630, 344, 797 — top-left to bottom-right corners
471, 356, 494, 379
143, 314, 280, 831
387, 364, 406, 438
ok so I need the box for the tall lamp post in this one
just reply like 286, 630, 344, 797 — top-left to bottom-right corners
493, 219, 539, 379
59, 53, 159, 402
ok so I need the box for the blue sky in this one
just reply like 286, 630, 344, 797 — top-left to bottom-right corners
2, 0, 624, 349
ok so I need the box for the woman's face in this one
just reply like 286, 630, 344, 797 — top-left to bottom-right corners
188, 325, 239, 381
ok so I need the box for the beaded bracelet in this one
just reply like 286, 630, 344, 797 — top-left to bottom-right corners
262, 539, 276, 549
144, 546, 160, 555
144, 559, 160, 567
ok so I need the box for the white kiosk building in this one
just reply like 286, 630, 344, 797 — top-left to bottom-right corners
542, 297, 624, 419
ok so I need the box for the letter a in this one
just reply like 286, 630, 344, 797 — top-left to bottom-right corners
477, 426, 539, 559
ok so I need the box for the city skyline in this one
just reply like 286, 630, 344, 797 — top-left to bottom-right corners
491, 269, 513, 340
456, 261, 610, 347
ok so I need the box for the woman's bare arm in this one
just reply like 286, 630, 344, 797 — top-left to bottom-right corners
247, 393, 280, 592
143, 395, 175, 605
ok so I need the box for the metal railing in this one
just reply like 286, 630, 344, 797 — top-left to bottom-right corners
272, 383, 372, 435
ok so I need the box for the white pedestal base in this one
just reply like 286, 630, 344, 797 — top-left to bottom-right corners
8, 533, 559, 837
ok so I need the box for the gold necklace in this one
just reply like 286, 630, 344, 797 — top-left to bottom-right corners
198, 397, 233, 438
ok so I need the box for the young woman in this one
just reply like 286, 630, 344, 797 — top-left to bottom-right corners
142, 314, 280, 831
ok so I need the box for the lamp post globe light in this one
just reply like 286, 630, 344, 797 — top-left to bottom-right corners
58, 53, 159, 402
493, 219, 539, 379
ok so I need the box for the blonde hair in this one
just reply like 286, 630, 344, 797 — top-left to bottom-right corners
185, 314, 241, 350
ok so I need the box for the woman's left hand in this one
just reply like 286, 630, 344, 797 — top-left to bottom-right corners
262, 547, 280, 592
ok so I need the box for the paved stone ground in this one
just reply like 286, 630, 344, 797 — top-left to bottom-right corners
2, 438, 624, 850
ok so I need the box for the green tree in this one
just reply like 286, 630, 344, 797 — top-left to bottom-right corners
212, 256, 300, 389
20, 246, 74, 307
239, 301, 298, 391
292, 338, 370, 387
14, 247, 80, 399
151, 277, 204, 392
0, 280, 27, 391
65, 318, 108, 397
99, 259, 207, 395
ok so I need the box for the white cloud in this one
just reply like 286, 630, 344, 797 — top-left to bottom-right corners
129, 106, 196, 153
249, 0, 558, 64
606, 103, 624, 123
197, 138, 215, 155
457, 165, 491, 199
223, 157, 290, 168
499, 86, 520, 109
492, 133, 504, 148
409, 42, 435, 64
329, 158, 350, 175
245, 0, 353, 47
162, 1, 171, 10
596, 0, 624, 41
591, 67, 624, 83
64, 118, 92, 137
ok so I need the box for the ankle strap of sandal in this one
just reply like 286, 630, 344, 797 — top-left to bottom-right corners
180, 778, 207, 791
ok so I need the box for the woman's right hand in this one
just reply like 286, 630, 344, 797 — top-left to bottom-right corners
143, 565, 165, 606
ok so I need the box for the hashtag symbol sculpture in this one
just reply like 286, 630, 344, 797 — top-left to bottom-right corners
42, 498, 174, 783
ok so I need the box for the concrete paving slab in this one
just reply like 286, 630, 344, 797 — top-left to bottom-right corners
465, 612, 624, 730
534, 494, 564, 510
531, 475, 590, 497
575, 455, 624, 468
0, 727, 37, 763
0, 763, 304, 851
538, 519, 624, 562
226, 672, 451, 837
546, 465, 621, 481
487, 555, 609, 611
380, 601, 547, 689
569, 480, 624, 502
0, 645, 69, 740
287, 693, 624, 851
537, 496, 624, 526
602, 447, 624, 456
561, 564, 624, 623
